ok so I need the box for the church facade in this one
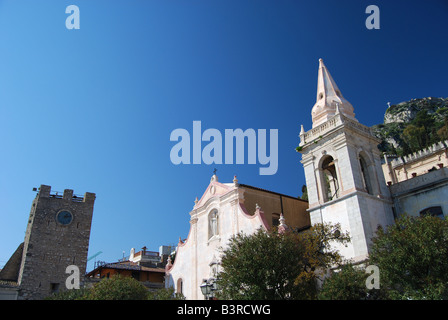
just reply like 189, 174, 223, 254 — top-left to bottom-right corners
166, 59, 448, 299
165, 175, 310, 299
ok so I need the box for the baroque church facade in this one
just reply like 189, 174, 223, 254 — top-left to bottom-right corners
166, 59, 448, 299
165, 174, 310, 299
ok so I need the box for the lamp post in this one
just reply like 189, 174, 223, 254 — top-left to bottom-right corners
200, 278, 218, 300
200, 279, 211, 300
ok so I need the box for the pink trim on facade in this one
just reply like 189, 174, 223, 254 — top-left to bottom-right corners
239, 203, 270, 231
194, 181, 232, 209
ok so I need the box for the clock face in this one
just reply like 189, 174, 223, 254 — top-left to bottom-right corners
56, 210, 73, 225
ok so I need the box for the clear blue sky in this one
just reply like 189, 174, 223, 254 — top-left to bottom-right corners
1, 0, 447, 271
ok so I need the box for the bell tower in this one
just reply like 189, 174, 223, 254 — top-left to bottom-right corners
298, 59, 394, 263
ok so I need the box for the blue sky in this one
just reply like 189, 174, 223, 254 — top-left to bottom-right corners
1, 0, 447, 271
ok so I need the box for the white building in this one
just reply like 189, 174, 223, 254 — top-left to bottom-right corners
165, 174, 309, 299
298, 59, 395, 263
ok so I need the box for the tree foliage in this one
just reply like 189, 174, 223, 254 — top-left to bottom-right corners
47, 275, 185, 300
402, 124, 427, 152
437, 116, 448, 140
369, 215, 448, 299
46, 287, 91, 300
372, 98, 448, 156
318, 264, 387, 300
86, 275, 151, 300
319, 215, 448, 300
300, 185, 308, 201
147, 287, 185, 300
216, 223, 349, 300
401, 110, 439, 152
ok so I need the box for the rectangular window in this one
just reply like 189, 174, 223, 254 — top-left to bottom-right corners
50, 283, 60, 294
272, 213, 280, 227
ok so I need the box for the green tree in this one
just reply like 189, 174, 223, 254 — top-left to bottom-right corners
369, 215, 448, 299
402, 124, 426, 152
46, 287, 91, 300
216, 224, 349, 300
87, 275, 149, 300
401, 110, 439, 153
147, 287, 185, 300
47, 278, 186, 300
300, 185, 308, 201
437, 116, 448, 140
318, 264, 386, 300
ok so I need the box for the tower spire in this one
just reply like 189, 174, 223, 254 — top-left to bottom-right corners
311, 59, 357, 127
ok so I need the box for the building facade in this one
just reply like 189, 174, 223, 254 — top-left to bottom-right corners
165, 174, 310, 299
383, 140, 448, 185
85, 245, 172, 290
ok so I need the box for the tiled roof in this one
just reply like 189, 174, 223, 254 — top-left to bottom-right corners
86, 261, 165, 277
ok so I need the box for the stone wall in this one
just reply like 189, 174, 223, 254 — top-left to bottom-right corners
17, 185, 95, 300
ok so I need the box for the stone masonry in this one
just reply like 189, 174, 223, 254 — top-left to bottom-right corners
17, 185, 95, 300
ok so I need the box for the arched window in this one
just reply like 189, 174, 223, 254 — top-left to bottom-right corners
359, 154, 373, 195
321, 156, 339, 202
420, 206, 444, 219
208, 209, 219, 239
176, 278, 183, 294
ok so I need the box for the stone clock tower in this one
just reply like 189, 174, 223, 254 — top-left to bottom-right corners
298, 59, 394, 263
17, 185, 95, 299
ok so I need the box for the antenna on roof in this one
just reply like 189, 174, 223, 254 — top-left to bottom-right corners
87, 251, 103, 262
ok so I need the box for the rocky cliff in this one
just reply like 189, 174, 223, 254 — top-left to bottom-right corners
371, 97, 448, 155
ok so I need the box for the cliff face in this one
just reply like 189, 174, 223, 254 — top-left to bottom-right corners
371, 97, 448, 155
384, 97, 448, 124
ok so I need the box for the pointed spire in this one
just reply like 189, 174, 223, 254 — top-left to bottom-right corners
311, 59, 357, 127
